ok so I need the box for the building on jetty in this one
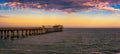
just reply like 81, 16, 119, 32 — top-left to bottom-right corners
0, 25, 63, 40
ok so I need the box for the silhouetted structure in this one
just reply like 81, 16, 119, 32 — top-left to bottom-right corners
0, 25, 63, 40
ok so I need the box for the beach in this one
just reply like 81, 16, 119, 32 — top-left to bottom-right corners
0, 28, 120, 54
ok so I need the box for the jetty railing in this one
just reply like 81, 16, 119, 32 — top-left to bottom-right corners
0, 25, 63, 40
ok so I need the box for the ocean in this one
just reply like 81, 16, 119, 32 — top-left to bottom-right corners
0, 28, 120, 54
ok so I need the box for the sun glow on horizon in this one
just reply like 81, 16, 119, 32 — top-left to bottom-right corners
0, 13, 120, 28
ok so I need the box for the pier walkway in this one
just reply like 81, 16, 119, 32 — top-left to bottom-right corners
0, 25, 63, 40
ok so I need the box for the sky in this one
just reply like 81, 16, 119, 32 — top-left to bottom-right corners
0, 0, 120, 28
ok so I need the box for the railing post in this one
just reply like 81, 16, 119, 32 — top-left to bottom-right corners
31, 30, 33, 35
34, 29, 36, 35
0, 30, 3, 39
31, 29, 33, 36
37, 29, 40, 35
42, 28, 46, 34
21, 30, 24, 37
0, 30, 2, 39
4, 30, 7, 40
11, 30, 15, 40
39, 28, 43, 34
25, 30, 29, 37
33, 29, 36, 35
36, 29, 38, 35
35, 29, 38, 35
16, 30, 19, 38
38, 29, 41, 34
6, 31, 9, 39
29, 30, 32, 36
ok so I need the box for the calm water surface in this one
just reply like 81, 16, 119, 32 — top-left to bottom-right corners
0, 28, 120, 54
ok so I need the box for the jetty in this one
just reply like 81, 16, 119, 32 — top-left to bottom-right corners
0, 25, 63, 40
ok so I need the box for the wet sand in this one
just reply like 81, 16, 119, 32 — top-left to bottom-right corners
0, 28, 120, 54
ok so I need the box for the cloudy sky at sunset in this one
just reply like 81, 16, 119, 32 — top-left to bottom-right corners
0, 0, 120, 28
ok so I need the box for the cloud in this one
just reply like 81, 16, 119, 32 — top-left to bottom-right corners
83, 1, 120, 12
0, 15, 6, 18
0, 0, 120, 13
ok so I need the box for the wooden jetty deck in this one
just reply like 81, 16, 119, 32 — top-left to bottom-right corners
0, 25, 63, 40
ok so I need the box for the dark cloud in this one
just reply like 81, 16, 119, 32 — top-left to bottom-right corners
7, 0, 94, 12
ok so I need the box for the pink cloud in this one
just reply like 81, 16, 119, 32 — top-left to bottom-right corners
0, 0, 120, 13
83, 1, 120, 12
0, 15, 6, 18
